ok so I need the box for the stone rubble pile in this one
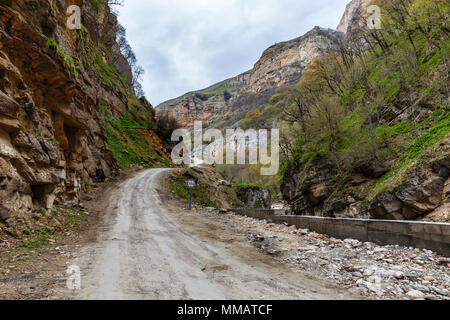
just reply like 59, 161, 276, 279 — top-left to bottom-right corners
206, 210, 450, 300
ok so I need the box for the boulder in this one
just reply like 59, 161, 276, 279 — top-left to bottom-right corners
11, 131, 32, 148
40, 139, 60, 165
423, 203, 450, 223
0, 115, 20, 132
378, 193, 402, 214
28, 134, 50, 166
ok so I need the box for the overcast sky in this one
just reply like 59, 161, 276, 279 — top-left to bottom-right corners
116, 0, 350, 106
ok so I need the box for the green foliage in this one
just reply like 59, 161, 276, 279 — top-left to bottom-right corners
242, 104, 281, 129
62, 207, 85, 228
402, 113, 449, 161
215, 162, 281, 200
93, 0, 104, 12
369, 110, 450, 197
96, 53, 128, 94
18, 232, 50, 250
127, 95, 157, 130
201, 81, 244, 96
340, 88, 366, 105
105, 123, 146, 169
38, 20, 130, 96
105, 121, 169, 169
7, 206, 89, 263
76, 23, 130, 95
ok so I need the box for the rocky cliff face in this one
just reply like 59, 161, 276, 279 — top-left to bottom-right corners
235, 185, 271, 209
157, 0, 379, 129
157, 27, 341, 130
0, 0, 164, 236
280, 0, 449, 222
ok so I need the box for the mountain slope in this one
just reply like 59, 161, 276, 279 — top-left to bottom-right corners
157, 27, 342, 130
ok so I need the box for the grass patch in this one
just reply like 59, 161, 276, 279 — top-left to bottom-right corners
93, 0, 104, 12
96, 53, 128, 95
18, 227, 52, 250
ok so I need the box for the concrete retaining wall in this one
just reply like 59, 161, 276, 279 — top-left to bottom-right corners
232, 209, 450, 257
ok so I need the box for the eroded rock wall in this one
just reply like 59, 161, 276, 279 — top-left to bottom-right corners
242, 27, 341, 95
0, 0, 140, 235
235, 185, 271, 209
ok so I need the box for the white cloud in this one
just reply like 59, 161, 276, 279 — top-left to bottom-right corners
116, 0, 350, 105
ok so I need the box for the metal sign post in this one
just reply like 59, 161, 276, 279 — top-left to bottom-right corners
186, 179, 196, 210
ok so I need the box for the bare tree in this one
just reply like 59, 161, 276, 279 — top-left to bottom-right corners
116, 23, 145, 97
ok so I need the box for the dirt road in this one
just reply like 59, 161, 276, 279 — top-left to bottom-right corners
56, 168, 356, 300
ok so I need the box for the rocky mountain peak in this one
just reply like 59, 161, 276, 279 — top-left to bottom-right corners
243, 26, 341, 95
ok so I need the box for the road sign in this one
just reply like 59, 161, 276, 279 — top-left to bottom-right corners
187, 179, 196, 189
187, 179, 196, 210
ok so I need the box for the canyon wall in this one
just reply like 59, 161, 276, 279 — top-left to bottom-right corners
0, 0, 163, 236
158, 0, 449, 223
